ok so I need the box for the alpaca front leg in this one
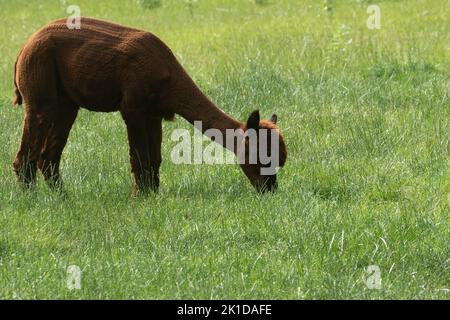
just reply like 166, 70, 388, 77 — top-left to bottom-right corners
122, 110, 153, 197
146, 117, 163, 192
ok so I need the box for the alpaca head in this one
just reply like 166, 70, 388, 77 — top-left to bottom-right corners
239, 110, 287, 192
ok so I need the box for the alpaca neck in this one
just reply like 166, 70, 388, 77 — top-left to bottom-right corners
170, 68, 243, 153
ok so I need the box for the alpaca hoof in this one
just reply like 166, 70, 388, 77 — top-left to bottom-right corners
131, 185, 158, 198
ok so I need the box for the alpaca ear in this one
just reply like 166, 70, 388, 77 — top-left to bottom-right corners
246, 110, 260, 130
270, 113, 278, 124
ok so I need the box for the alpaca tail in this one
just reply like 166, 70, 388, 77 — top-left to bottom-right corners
13, 56, 23, 106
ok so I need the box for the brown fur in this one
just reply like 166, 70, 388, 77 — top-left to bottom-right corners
13, 18, 287, 195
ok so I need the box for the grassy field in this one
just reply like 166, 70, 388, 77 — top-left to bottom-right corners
0, 0, 448, 299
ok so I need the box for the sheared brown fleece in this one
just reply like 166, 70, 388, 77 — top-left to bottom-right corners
13, 17, 286, 195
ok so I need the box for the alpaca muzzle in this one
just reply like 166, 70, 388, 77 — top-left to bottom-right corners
256, 175, 278, 193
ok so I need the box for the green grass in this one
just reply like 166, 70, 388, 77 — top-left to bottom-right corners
0, 0, 449, 299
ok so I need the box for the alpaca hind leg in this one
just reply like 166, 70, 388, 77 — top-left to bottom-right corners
14, 51, 59, 188
38, 106, 78, 189
13, 108, 52, 188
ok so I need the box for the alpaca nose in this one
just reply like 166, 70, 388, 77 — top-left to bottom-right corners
267, 176, 278, 192
257, 175, 277, 193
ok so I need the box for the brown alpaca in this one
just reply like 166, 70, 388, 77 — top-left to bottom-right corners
13, 18, 287, 195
